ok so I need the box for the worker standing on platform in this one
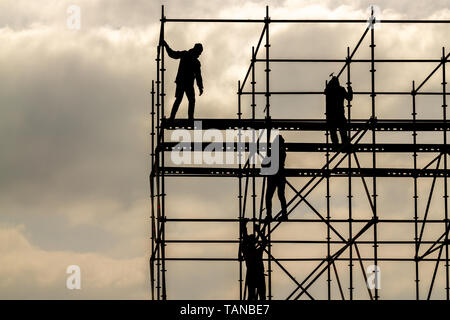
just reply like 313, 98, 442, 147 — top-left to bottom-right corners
163, 40, 204, 120
239, 219, 267, 301
264, 135, 288, 221
325, 75, 353, 147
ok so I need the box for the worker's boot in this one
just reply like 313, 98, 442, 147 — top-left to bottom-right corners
188, 101, 195, 120
265, 210, 272, 222
278, 211, 288, 221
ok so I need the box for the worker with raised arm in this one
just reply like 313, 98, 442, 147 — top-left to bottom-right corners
239, 219, 267, 301
163, 40, 204, 120
325, 75, 353, 147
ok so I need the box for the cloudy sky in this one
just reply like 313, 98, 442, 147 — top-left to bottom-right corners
1, 0, 450, 300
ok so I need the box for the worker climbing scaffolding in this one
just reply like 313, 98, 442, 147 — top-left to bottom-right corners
239, 219, 268, 300
263, 134, 288, 222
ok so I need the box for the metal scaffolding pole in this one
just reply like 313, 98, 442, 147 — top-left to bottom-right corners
325, 80, 332, 299
369, 9, 379, 300
264, 6, 273, 301
160, 5, 167, 300
154, 16, 162, 300
442, 47, 449, 300
150, 81, 156, 300
412, 80, 420, 300
163, 18, 450, 24
240, 90, 450, 95
251, 46, 257, 250
152, 257, 450, 262
256, 58, 446, 63
346, 46, 354, 300
237, 80, 243, 300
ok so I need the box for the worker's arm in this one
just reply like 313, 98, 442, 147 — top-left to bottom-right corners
239, 219, 249, 260
240, 219, 249, 240
255, 224, 268, 249
163, 41, 182, 59
280, 146, 286, 170
238, 240, 243, 261
344, 85, 353, 102
195, 61, 204, 96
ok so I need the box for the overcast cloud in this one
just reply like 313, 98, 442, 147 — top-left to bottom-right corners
1, 0, 450, 299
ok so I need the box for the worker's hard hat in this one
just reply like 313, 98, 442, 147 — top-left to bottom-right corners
328, 76, 339, 88
331, 76, 339, 84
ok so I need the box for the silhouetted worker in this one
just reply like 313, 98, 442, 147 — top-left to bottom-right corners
163, 40, 204, 120
264, 135, 288, 221
239, 219, 267, 301
325, 76, 353, 146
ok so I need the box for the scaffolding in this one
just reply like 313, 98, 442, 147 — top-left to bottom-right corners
150, 6, 450, 300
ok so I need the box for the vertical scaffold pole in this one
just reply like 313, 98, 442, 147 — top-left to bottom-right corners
412, 80, 419, 300
155, 15, 162, 300
325, 78, 331, 300
150, 80, 156, 300
264, 5, 272, 300
252, 47, 257, 233
251, 46, 256, 121
160, 4, 167, 300
442, 47, 449, 300
238, 80, 243, 300
251, 45, 257, 244
346, 46, 353, 300
370, 7, 379, 300
264, 7, 271, 142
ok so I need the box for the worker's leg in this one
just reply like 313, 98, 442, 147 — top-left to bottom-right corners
338, 117, 349, 145
186, 86, 196, 120
248, 288, 256, 301
277, 177, 288, 220
170, 85, 184, 120
257, 273, 266, 301
247, 274, 256, 301
265, 177, 276, 219
327, 120, 340, 145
